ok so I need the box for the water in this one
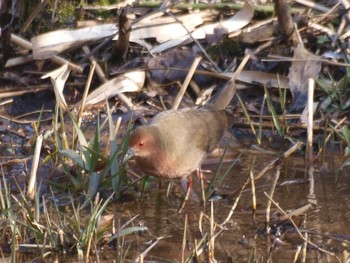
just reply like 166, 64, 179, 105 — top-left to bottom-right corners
113, 150, 350, 262
2, 144, 350, 262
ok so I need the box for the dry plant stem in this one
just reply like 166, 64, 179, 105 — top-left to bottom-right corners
5, 54, 34, 67
172, 56, 202, 110
208, 201, 216, 261
313, 2, 341, 25
21, 0, 49, 33
181, 214, 188, 263
255, 141, 303, 181
265, 168, 280, 231
232, 54, 251, 81
113, 8, 131, 61
83, 2, 274, 13
306, 79, 315, 162
85, 230, 93, 263
265, 55, 350, 68
4, 126, 26, 138
60, 108, 69, 150
197, 209, 225, 259
307, 79, 316, 201
301, 232, 308, 263
0, 113, 53, 124
264, 192, 342, 263
294, 0, 330, 12
293, 23, 303, 47
77, 61, 96, 127
220, 176, 250, 226
199, 169, 206, 207
27, 134, 43, 200
252, 39, 274, 56
81, 46, 133, 109
235, 119, 341, 133
199, 212, 204, 235
187, 233, 209, 260
135, 237, 163, 262
0, 82, 84, 99
2, 33, 83, 73
339, 0, 350, 21
114, 116, 122, 136
283, 204, 311, 223
178, 181, 192, 213
164, 11, 221, 72
199, 212, 226, 233
78, 37, 113, 64
332, 16, 346, 47
274, 0, 296, 43
52, 0, 59, 23
308, 22, 335, 38
249, 171, 256, 215
0, 157, 31, 166
314, 117, 347, 160
293, 245, 302, 263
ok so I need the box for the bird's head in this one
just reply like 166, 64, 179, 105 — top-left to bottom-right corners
124, 126, 159, 162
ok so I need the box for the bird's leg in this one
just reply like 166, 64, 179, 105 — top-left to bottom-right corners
178, 175, 193, 213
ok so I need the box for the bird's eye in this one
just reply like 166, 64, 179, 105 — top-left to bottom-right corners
139, 141, 144, 147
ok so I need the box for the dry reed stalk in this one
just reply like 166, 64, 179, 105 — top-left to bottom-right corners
265, 168, 280, 230
307, 78, 316, 201
27, 134, 43, 200
172, 56, 202, 110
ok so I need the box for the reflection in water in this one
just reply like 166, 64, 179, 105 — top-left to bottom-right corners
116, 151, 350, 262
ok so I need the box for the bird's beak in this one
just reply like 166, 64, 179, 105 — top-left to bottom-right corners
123, 148, 135, 164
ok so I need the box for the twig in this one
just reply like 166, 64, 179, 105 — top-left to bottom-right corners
264, 192, 341, 263
265, 55, 350, 68
265, 168, 280, 231
77, 61, 96, 127
294, 0, 330, 12
220, 175, 250, 226
172, 56, 202, 110
254, 141, 303, 181
314, 117, 347, 160
82, 46, 134, 109
1, 33, 83, 73
164, 11, 222, 72
21, 0, 50, 33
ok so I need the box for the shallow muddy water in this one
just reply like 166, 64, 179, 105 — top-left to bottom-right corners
112, 151, 350, 262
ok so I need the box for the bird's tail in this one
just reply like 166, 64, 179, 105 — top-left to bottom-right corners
205, 54, 250, 110
206, 79, 237, 110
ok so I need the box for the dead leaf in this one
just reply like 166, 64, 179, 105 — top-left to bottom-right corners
147, 49, 195, 83
152, 0, 254, 53
288, 44, 322, 111
129, 11, 205, 44
32, 12, 205, 60
222, 70, 289, 89
85, 70, 145, 105
32, 24, 118, 59
41, 64, 71, 110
